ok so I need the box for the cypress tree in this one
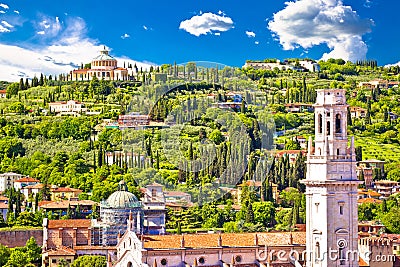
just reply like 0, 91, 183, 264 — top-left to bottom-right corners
245, 201, 254, 224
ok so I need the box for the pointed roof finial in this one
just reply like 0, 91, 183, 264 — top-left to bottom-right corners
289, 232, 293, 245
181, 234, 185, 248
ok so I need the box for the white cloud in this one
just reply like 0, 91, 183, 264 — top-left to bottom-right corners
255, 41, 260, 45
214, 32, 221, 36
121, 33, 130, 39
0, 10, 5, 14
246, 31, 256, 38
364, 0, 372, 8
1, 20, 13, 28
143, 25, 148, 30
0, 16, 155, 81
37, 31, 45, 35
0, 3, 8, 9
13, 10, 19, 14
268, 0, 373, 62
179, 12, 234, 36
0, 24, 9, 32
36, 16, 62, 36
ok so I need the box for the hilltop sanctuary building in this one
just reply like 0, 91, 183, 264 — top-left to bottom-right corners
70, 47, 129, 81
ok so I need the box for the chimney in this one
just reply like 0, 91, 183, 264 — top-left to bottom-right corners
254, 233, 258, 246
218, 233, 222, 247
289, 232, 293, 245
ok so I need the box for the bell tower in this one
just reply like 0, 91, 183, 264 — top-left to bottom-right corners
301, 89, 360, 267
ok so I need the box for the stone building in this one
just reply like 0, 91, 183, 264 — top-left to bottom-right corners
70, 47, 129, 81
301, 89, 361, 267
112, 215, 306, 267
100, 180, 143, 246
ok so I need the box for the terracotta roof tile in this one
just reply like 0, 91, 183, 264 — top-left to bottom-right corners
0, 202, 7, 209
46, 246, 76, 256
40, 200, 98, 209
359, 257, 369, 266
143, 232, 305, 249
47, 219, 91, 229
358, 198, 382, 204
24, 183, 44, 189
14, 177, 39, 183
51, 187, 82, 193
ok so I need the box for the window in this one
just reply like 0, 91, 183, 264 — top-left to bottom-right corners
336, 114, 342, 133
337, 149, 340, 155
318, 114, 323, 134
315, 242, 320, 260
198, 257, 205, 264
235, 255, 242, 262
161, 259, 167, 265
327, 121, 331, 135
340, 206, 343, 215
339, 247, 345, 265
52, 259, 57, 263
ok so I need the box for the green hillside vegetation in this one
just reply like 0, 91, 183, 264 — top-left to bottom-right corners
0, 58, 400, 232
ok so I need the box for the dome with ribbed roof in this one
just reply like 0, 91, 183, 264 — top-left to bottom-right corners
93, 46, 116, 61
103, 180, 141, 209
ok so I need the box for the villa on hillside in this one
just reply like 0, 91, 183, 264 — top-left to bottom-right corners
48, 100, 87, 115
243, 59, 320, 72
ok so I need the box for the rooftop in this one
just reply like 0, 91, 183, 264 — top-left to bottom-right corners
39, 200, 98, 209
51, 187, 82, 193
14, 177, 39, 183
358, 198, 382, 204
142, 232, 305, 249
47, 219, 92, 229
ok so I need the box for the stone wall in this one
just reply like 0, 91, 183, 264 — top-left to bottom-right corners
0, 229, 43, 248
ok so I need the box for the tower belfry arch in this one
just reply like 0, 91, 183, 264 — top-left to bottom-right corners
301, 89, 361, 267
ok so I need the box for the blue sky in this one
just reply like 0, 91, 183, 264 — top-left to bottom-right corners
0, 0, 398, 81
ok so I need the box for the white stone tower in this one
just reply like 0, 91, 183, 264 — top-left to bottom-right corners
301, 89, 360, 267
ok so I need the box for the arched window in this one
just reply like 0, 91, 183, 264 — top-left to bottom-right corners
337, 149, 339, 155
318, 114, 323, 134
315, 242, 320, 260
327, 121, 331, 135
336, 114, 342, 133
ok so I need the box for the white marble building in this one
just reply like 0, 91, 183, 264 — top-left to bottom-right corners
301, 89, 361, 267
